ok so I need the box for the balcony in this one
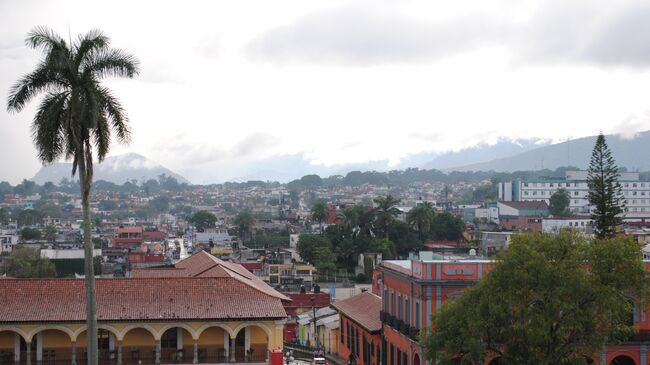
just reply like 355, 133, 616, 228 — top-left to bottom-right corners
408, 327, 420, 341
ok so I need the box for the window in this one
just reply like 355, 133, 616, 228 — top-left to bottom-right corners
397, 294, 402, 320
574, 191, 579, 196
405, 297, 410, 325
356, 328, 360, 357
391, 291, 395, 316
383, 288, 388, 311
347, 322, 351, 349
415, 301, 420, 329
341, 319, 344, 344
633, 183, 638, 188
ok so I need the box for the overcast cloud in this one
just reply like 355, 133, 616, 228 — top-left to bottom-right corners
2, 0, 650, 183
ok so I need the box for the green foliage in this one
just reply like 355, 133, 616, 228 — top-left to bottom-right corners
18, 209, 42, 227
43, 225, 57, 242
21, 227, 42, 240
310, 201, 329, 233
148, 195, 170, 213
549, 188, 571, 217
587, 133, 625, 239
4, 246, 56, 277
0, 207, 10, 225
13, 179, 36, 195
38, 203, 62, 218
374, 195, 402, 239
189, 210, 217, 232
99, 200, 118, 211
234, 210, 255, 244
407, 202, 434, 241
430, 212, 465, 241
423, 231, 648, 365
297, 234, 332, 264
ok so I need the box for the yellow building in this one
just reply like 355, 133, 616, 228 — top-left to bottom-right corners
266, 263, 316, 286
0, 252, 289, 365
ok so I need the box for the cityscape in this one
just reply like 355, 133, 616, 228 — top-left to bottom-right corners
2, 1, 650, 365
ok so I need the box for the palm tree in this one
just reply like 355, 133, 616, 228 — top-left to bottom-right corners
311, 201, 329, 235
406, 201, 435, 241
7, 27, 138, 365
373, 195, 402, 239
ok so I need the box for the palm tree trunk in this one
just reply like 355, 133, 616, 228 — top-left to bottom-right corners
78, 150, 98, 365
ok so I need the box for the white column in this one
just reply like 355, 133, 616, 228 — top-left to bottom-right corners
14, 333, 20, 362
245, 327, 250, 354
36, 333, 43, 362
223, 331, 229, 360
109, 333, 115, 351
177, 328, 184, 350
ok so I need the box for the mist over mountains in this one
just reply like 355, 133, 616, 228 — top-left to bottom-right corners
29, 131, 650, 185
31, 153, 189, 185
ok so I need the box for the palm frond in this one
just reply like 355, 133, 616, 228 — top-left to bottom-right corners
84, 48, 139, 79
25, 26, 65, 51
74, 29, 109, 68
31, 91, 69, 163
7, 63, 68, 112
93, 113, 110, 161
96, 86, 131, 144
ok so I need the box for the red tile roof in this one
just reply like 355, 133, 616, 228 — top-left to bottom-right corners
133, 251, 289, 301
118, 227, 143, 234
0, 277, 287, 323
332, 291, 381, 333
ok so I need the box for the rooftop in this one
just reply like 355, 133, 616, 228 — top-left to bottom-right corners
132, 250, 289, 301
332, 291, 381, 333
0, 277, 287, 323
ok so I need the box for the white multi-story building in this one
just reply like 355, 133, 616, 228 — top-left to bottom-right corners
499, 170, 650, 219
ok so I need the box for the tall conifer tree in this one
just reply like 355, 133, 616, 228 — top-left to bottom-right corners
587, 133, 624, 239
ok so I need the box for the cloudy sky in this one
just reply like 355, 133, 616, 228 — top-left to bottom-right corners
3, 0, 650, 184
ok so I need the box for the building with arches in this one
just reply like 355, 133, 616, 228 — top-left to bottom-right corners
0, 255, 288, 365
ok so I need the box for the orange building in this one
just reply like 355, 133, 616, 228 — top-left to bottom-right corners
333, 292, 382, 365
378, 259, 650, 365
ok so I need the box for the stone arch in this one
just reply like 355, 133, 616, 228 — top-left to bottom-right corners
610, 354, 637, 365
120, 324, 161, 341
121, 326, 157, 364
71, 324, 121, 342
159, 326, 196, 363
31, 328, 74, 364
0, 326, 29, 342
195, 323, 236, 339
158, 323, 199, 341
231, 322, 272, 339
231, 323, 271, 363
27, 325, 74, 343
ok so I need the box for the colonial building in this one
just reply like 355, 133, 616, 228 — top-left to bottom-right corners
0, 252, 288, 365
332, 291, 382, 365
377, 258, 650, 365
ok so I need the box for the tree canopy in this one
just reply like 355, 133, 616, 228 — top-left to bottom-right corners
549, 188, 571, 217
587, 133, 624, 239
4, 246, 56, 278
423, 231, 648, 365
189, 210, 217, 232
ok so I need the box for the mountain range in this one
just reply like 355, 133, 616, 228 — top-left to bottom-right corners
31, 153, 189, 185
29, 131, 650, 184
